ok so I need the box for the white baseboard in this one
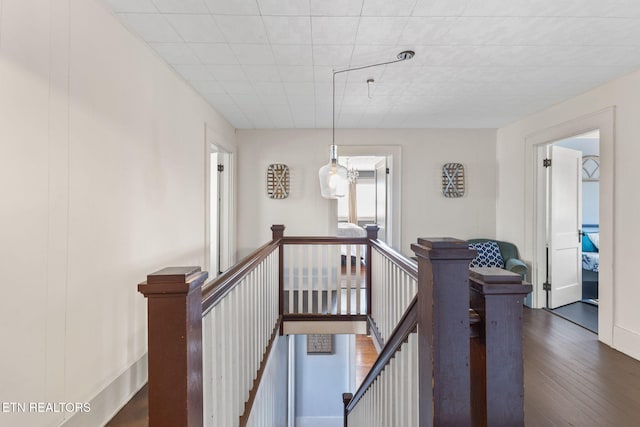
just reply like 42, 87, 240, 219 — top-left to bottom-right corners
613, 325, 640, 361
296, 416, 343, 427
61, 353, 147, 427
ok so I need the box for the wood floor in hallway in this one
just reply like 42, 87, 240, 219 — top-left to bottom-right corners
523, 308, 640, 426
108, 308, 640, 426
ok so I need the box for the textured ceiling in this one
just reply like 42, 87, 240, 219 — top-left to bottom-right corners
102, 0, 640, 129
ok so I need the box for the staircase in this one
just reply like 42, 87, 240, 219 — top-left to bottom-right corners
138, 225, 531, 427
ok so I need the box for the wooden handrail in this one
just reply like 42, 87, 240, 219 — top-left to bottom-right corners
282, 313, 368, 322
282, 236, 369, 245
369, 239, 418, 280
201, 239, 280, 313
346, 296, 418, 412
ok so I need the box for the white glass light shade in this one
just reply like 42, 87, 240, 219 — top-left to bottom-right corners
319, 146, 348, 199
319, 160, 348, 199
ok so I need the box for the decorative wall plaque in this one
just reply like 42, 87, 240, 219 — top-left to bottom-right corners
582, 155, 600, 182
442, 163, 465, 198
307, 334, 334, 354
266, 164, 290, 199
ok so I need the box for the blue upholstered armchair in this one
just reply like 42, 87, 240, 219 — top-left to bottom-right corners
467, 239, 528, 280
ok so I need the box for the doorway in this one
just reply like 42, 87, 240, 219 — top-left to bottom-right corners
525, 108, 613, 346
335, 145, 402, 250
206, 139, 234, 276
523, 109, 614, 344
541, 131, 600, 333
337, 156, 388, 243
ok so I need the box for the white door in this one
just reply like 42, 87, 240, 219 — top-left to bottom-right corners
374, 159, 387, 243
547, 145, 583, 309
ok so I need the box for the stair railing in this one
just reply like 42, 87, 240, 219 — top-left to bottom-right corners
138, 227, 531, 427
138, 225, 284, 427
345, 238, 476, 426
344, 238, 531, 427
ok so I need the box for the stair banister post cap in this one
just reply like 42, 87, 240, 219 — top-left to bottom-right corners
411, 238, 476, 260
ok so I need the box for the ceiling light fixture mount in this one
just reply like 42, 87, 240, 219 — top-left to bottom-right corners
397, 50, 415, 60
319, 50, 415, 199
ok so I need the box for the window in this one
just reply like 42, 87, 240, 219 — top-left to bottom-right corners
337, 171, 376, 222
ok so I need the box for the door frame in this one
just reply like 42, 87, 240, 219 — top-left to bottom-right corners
338, 145, 402, 250
205, 125, 236, 275
526, 107, 614, 345
374, 158, 388, 243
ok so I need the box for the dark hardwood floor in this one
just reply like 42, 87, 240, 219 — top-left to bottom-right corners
106, 384, 147, 427
109, 308, 640, 426
523, 308, 640, 426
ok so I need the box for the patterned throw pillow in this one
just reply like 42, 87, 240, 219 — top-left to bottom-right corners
469, 241, 504, 268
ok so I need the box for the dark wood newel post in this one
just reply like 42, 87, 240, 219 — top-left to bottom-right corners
271, 224, 285, 333
271, 224, 285, 240
469, 268, 532, 427
364, 225, 379, 317
342, 393, 353, 427
411, 238, 476, 427
138, 266, 209, 427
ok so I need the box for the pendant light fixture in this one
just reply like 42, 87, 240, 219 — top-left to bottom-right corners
319, 50, 415, 199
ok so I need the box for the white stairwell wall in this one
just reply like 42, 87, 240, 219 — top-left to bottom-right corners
295, 334, 351, 427
0, 0, 235, 425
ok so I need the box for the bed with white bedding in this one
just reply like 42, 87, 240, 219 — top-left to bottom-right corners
582, 251, 599, 273
337, 222, 367, 238
581, 225, 599, 301
337, 223, 367, 264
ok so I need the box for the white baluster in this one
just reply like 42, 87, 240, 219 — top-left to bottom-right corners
335, 244, 342, 314
355, 245, 362, 314
286, 245, 293, 314
233, 284, 240, 419
296, 245, 302, 314
306, 245, 312, 313
315, 244, 322, 314
202, 312, 212, 427
327, 244, 334, 315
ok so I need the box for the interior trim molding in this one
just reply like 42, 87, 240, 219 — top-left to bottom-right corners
296, 416, 344, 427
524, 106, 614, 346
62, 354, 148, 427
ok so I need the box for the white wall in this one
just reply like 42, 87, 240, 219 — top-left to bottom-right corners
497, 69, 640, 360
237, 128, 497, 257
0, 0, 235, 425
295, 335, 349, 427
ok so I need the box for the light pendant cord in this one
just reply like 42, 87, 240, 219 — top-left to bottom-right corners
332, 51, 414, 148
